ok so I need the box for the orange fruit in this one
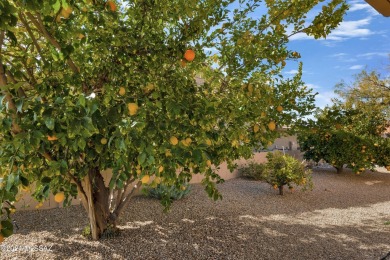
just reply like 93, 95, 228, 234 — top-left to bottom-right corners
107, 1, 117, 11
127, 103, 138, 115
206, 160, 212, 167
170, 136, 179, 146
54, 192, 65, 203
47, 135, 58, 141
253, 124, 260, 133
61, 7, 73, 19
119, 87, 126, 96
100, 138, 108, 145
184, 50, 195, 62
268, 121, 276, 131
180, 59, 187, 67
276, 105, 283, 112
141, 175, 150, 184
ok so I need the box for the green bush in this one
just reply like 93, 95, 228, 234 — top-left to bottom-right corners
263, 151, 313, 195
239, 161, 266, 180
147, 182, 191, 201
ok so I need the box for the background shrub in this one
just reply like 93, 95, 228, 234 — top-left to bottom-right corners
147, 182, 191, 201
239, 161, 266, 180
263, 151, 313, 195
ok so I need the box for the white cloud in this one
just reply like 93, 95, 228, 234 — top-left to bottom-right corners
285, 69, 299, 75
348, 0, 381, 16
331, 53, 347, 57
349, 65, 364, 70
357, 52, 390, 59
326, 18, 373, 40
306, 83, 321, 90
290, 17, 374, 42
315, 90, 337, 109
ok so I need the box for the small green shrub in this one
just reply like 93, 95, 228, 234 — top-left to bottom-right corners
147, 182, 191, 201
264, 151, 313, 195
239, 161, 266, 180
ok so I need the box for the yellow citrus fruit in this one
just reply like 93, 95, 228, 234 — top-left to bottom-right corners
206, 160, 212, 167
100, 138, 108, 145
180, 186, 186, 191
165, 149, 172, 157
61, 7, 73, 19
170, 136, 179, 146
35, 202, 43, 209
154, 177, 161, 184
253, 124, 260, 133
54, 192, 65, 203
141, 175, 150, 184
205, 139, 212, 146
47, 135, 58, 141
268, 121, 276, 131
260, 112, 266, 118
10, 208, 16, 214
136, 169, 142, 175
158, 166, 164, 173
107, 0, 117, 11
119, 87, 126, 96
276, 105, 283, 112
127, 103, 139, 115
184, 49, 195, 62
247, 84, 254, 93
185, 137, 192, 145
180, 59, 187, 67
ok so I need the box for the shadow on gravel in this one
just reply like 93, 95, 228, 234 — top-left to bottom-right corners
3, 168, 390, 259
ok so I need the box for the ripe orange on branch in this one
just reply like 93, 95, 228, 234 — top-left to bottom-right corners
107, 1, 117, 12
54, 192, 65, 203
184, 50, 195, 62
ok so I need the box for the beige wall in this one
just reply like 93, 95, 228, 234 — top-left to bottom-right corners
12, 136, 302, 211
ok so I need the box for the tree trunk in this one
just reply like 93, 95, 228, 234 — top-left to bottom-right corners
81, 168, 118, 240
278, 185, 284, 195
335, 166, 343, 174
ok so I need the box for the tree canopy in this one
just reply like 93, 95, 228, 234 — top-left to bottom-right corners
0, 0, 348, 240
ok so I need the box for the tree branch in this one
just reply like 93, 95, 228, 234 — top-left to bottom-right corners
0, 31, 22, 134
25, 12, 80, 74
113, 180, 142, 218
18, 12, 47, 64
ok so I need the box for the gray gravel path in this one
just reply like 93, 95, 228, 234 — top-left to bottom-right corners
1, 168, 390, 260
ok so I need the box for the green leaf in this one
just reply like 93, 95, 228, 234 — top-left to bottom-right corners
41, 177, 51, 184
44, 117, 55, 130
78, 138, 86, 150
1, 220, 14, 237
138, 153, 147, 165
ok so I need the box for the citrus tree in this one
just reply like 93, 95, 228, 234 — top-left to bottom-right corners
263, 151, 312, 195
298, 106, 390, 174
0, 0, 348, 240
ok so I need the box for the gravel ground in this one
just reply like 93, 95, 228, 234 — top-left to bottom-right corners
1, 168, 390, 260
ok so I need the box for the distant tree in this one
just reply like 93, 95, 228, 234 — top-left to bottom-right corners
334, 63, 390, 118
298, 105, 390, 174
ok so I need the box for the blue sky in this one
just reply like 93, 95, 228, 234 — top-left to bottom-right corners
285, 0, 389, 109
